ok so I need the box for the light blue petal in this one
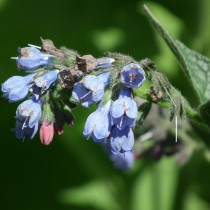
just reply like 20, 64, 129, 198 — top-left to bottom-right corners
17, 47, 53, 70
110, 151, 134, 170
33, 70, 58, 91
114, 116, 135, 130
97, 72, 110, 86
110, 127, 134, 153
83, 101, 111, 142
8, 86, 29, 102
121, 128, 134, 151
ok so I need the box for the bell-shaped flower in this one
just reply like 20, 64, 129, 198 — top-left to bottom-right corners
1, 73, 36, 102
110, 151, 134, 170
83, 101, 112, 143
111, 88, 137, 130
72, 73, 110, 108
30, 70, 59, 98
14, 47, 54, 70
15, 120, 39, 140
15, 97, 42, 140
120, 63, 145, 88
109, 126, 134, 154
16, 97, 42, 128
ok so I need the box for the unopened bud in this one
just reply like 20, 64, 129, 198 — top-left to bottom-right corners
40, 122, 54, 145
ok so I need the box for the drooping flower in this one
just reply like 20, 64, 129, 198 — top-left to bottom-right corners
72, 72, 110, 107
15, 120, 39, 140
14, 47, 54, 70
39, 121, 54, 145
111, 88, 137, 130
109, 126, 134, 154
30, 70, 59, 98
83, 101, 112, 143
120, 63, 145, 88
15, 97, 42, 140
110, 151, 134, 170
1, 73, 36, 102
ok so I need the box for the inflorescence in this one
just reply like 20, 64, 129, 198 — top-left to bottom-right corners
1, 38, 154, 170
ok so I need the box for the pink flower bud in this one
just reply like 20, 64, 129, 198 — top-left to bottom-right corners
40, 122, 54, 145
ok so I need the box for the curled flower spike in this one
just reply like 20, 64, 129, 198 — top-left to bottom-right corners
111, 88, 138, 130
109, 126, 134, 154
30, 70, 59, 98
110, 151, 134, 170
83, 101, 112, 143
72, 73, 110, 107
15, 97, 42, 140
14, 47, 54, 70
120, 63, 145, 88
40, 121, 54, 145
1, 73, 36, 102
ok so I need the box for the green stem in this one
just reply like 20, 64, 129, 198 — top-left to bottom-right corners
133, 88, 209, 130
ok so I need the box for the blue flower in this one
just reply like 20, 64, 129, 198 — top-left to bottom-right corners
97, 72, 110, 86
120, 63, 145, 88
72, 73, 110, 107
15, 47, 54, 70
1, 73, 36, 102
96, 57, 115, 69
111, 88, 137, 130
109, 126, 134, 154
15, 97, 42, 140
30, 70, 59, 98
110, 151, 134, 170
83, 101, 111, 143
15, 120, 39, 140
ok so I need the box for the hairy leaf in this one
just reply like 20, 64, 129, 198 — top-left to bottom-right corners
144, 5, 210, 105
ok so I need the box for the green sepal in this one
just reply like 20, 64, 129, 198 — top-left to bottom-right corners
41, 102, 55, 124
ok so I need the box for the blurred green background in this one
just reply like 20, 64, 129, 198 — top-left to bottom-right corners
1, 0, 210, 209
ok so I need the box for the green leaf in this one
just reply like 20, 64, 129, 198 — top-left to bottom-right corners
143, 4, 210, 105
137, 102, 152, 125
58, 180, 121, 210
200, 100, 210, 127
131, 158, 178, 210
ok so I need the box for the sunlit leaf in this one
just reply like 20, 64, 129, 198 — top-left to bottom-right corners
131, 157, 178, 210
144, 5, 210, 105
58, 180, 120, 210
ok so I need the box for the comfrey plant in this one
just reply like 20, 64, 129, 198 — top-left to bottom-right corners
2, 6, 210, 170
0, 38, 182, 170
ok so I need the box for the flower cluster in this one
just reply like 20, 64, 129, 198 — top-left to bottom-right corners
2, 39, 147, 170
83, 63, 146, 157
2, 46, 60, 143
2, 39, 115, 145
